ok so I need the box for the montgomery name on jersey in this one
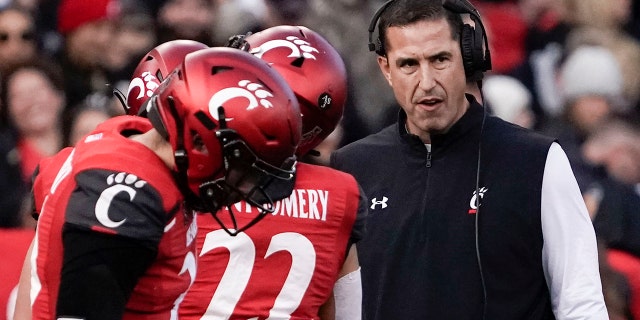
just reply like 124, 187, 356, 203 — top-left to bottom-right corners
179, 162, 367, 319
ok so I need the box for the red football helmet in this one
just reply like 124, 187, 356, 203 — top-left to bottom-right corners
147, 47, 302, 219
126, 39, 208, 116
244, 25, 348, 157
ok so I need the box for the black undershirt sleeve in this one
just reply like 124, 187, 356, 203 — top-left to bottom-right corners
346, 184, 368, 256
56, 224, 157, 320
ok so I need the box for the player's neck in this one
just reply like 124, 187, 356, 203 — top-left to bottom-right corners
130, 129, 176, 169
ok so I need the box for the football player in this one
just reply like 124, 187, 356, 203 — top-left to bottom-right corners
16, 47, 302, 319
178, 26, 367, 320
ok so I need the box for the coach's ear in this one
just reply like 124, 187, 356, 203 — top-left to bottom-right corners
378, 55, 392, 86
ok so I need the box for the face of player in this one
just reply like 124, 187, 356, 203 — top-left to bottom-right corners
377, 17, 469, 143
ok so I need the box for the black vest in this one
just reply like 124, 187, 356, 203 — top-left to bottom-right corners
332, 96, 556, 320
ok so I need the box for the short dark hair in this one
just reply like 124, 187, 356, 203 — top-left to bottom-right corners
377, 0, 463, 56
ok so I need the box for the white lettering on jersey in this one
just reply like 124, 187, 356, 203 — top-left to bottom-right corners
227, 189, 329, 221
199, 230, 315, 318
275, 189, 328, 221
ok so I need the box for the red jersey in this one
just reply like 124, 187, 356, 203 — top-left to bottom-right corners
179, 162, 366, 319
29, 116, 197, 319
0, 228, 35, 319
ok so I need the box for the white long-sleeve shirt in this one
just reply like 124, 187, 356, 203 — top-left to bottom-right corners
542, 142, 609, 319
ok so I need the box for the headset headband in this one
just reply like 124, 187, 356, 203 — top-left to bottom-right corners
367, 0, 492, 76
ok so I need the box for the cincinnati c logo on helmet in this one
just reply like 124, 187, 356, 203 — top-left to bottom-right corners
208, 80, 275, 121
250, 36, 319, 60
127, 71, 160, 102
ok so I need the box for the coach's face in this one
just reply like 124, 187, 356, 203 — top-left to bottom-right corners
378, 17, 469, 143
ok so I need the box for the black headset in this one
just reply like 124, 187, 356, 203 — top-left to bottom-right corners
367, 0, 492, 81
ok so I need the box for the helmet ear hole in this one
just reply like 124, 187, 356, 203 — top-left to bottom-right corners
291, 56, 304, 67
156, 69, 164, 81
212, 66, 233, 75
191, 131, 208, 154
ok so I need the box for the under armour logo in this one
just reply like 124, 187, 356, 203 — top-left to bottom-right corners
95, 172, 147, 228
468, 187, 488, 214
371, 197, 388, 210
127, 71, 160, 102
208, 80, 275, 121
250, 36, 319, 61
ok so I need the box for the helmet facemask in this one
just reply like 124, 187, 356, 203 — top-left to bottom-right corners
198, 108, 296, 236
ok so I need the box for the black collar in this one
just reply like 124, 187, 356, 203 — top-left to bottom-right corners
397, 94, 485, 150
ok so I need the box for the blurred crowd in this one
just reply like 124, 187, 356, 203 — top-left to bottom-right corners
0, 0, 639, 319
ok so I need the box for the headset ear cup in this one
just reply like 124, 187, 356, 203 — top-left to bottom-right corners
375, 37, 384, 56
460, 24, 476, 79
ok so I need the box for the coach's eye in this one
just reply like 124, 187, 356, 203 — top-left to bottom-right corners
398, 60, 418, 74
432, 55, 451, 70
